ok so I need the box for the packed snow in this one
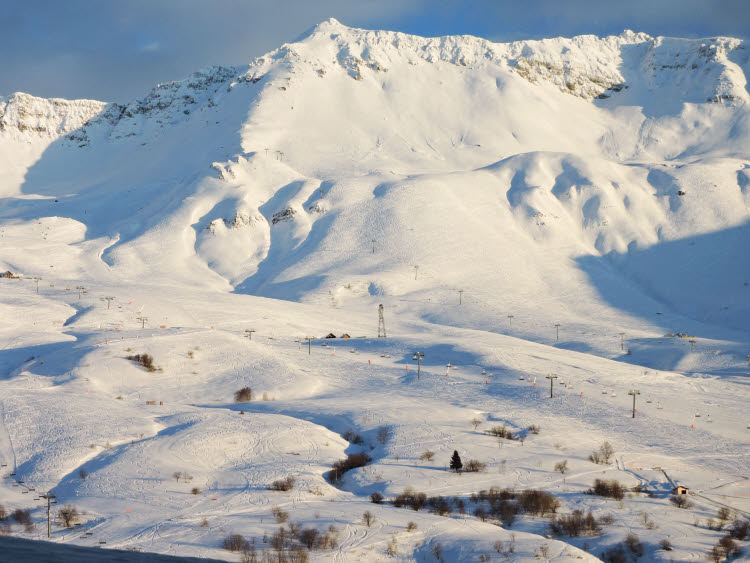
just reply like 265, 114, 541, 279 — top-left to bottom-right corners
0, 19, 749, 562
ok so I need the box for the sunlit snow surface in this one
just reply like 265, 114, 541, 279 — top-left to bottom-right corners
0, 19, 749, 562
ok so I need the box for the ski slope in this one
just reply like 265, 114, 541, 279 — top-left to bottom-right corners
0, 19, 749, 562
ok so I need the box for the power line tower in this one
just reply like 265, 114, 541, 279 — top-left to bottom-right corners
378, 304, 386, 338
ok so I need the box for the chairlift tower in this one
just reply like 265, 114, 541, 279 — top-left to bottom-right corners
378, 304, 386, 338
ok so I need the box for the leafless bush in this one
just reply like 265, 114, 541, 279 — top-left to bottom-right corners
588, 479, 625, 501
370, 492, 384, 504
271, 506, 289, 523
549, 510, 601, 536
427, 496, 452, 516
299, 528, 319, 550
659, 538, 673, 551
79, 468, 88, 480
728, 519, 750, 540
528, 424, 541, 434
269, 475, 296, 491
624, 533, 644, 557
234, 386, 253, 402
11, 509, 32, 526
432, 542, 444, 561
386, 535, 398, 556
316, 525, 339, 550
464, 459, 486, 473
362, 511, 374, 527
0, 504, 5, 520
472, 417, 482, 430
601, 545, 628, 563
517, 489, 559, 516
670, 494, 694, 509
187, 350, 194, 359
588, 441, 614, 464
342, 429, 363, 445
554, 460, 568, 474
329, 453, 371, 483
406, 521, 417, 532
641, 511, 656, 529
716, 536, 741, 559
58, 505, 80, 528
223, 533, 250, 552
200, 518, 209, 528
191, 487, 201, 495
126, 353, 155, 372
487, 425, 514, 439
419, 450, 435, 461
376, 426, 391, 445
473, 506, 488, 521
392, 487, 427, 511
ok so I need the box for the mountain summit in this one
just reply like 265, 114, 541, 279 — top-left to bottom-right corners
0, 22, 749, 329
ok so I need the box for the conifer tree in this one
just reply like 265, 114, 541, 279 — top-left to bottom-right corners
450, 450, 463, 472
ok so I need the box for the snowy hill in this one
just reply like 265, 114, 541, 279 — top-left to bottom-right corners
0, 20, 749, 562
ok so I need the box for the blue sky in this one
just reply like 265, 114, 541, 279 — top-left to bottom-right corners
2, 0, 748, 102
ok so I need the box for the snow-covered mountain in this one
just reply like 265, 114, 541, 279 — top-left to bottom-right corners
1, 20, 749, 562
2, 19, 749, 334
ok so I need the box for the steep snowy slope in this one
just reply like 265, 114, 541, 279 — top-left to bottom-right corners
3, 19, 747, 344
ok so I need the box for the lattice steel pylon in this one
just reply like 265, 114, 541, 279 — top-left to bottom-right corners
378, 304, 386, 338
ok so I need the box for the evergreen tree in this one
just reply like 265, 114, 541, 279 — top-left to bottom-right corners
450, 450, 463, 472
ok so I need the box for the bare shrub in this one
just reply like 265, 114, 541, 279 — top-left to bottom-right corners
624, 533, 644, 557
126, 353, 155, 372
362, 511, 374, 527
432, 542, 444, 562
58, 505, 79, 528
659, 538, 673, 551
419, 450, 435, 461
554, 460, 568, 474
11, 509, 32, 526
517, 490, 559, 516
299, 528, 319, 550
79, 468, 88, 480
588, 441, 615, 464
330, 453, 371, 483
601, 545, 627, 563
716, 507, 732, 523
549, 510, 600, 536
370, 492, 384, 504
393, 488, 427, 511
200, 518, 209, 528
0, 504, 5, 520
427, 496, 452, 516
187, 350, 194, 359
269, 475, 296, 492
464, 459, 486, 473
386, 535, 398, 556
406, 521, 417, 532
716, 536, 741, 559
376, 426, 391, 445
191, 487, 201, 495
487, 425, 514, 439
234, 386, 252, 402
528, 424, 541, 434
271, 506, 289, 523
670, 494, 694, 509
728, 519, 750, 540
223, 533, 250, 552
474, 506, 488, 521
317, 525, 339, 550
641, 511, 656, 529
472, 417, 482, 430
342, 429, 363, 445
588, 479, 625, 501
